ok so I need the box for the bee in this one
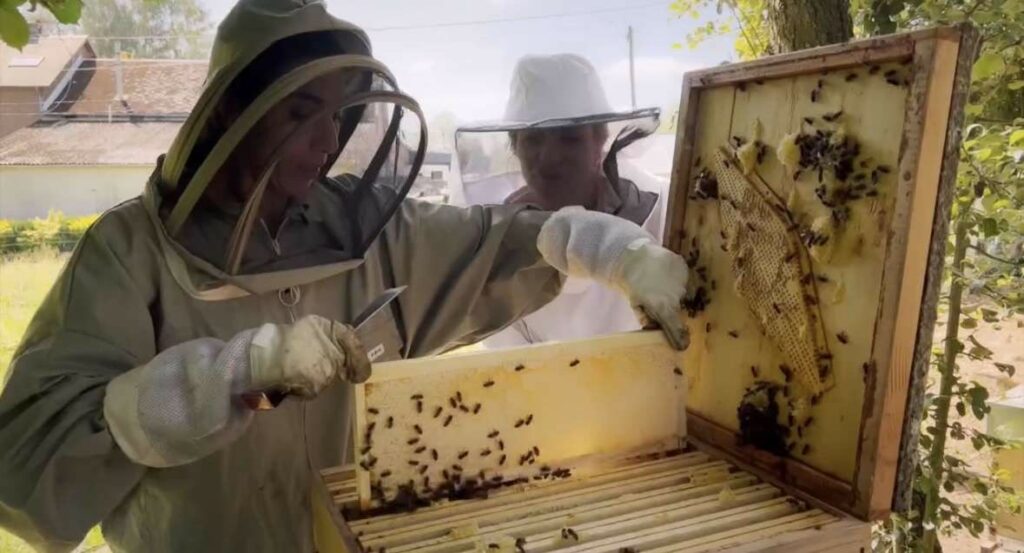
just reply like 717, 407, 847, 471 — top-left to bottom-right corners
816, 274, 830, 283
367, 407, 379, 415
803, 116, 814, 125
837, 331, 849, 344
514, 364, 525, 372
533, 446, 540, 456
563, 528, 580, 541
419, 465, 429, 475
804, 416, 815, 428
408, 460, 419, 466
868, 64, 881, 75
410, 393, 423, 400
525, 414, 534, 425
750, 366, 760, 378
728, 330, 739, 338
674, 367, 683, 376
802, 444, 812, 455
407, 437, 420, 445
498, 440, 505, 451
779, 364, 793, 382
433, 406, 443, 418
443, 415, 453, 427
483, 380, 495, 388
772, 302, 781, 314
442, 469, 450, 480
386, 416, 394, 428
705, 322, 712, 333
414, 446, 426, 454
459, 405, 470, 413
737, 82, 747, 92
458, 450, 469, 460
359, 461, 370, 470
515, 419, 525, 428
360, 445, 372, 455
499, 454, 507, 466
416, 400, 423, 414
877, 164, 892, 174
845, 72, 858, 82
488, 430, 500, 439
380, 470, 392, 478
822, 110, 843, 122
569, 359, 580, 367
473, 403, 482, 414
481, 449, 492, 457
515, 538, 527, 553
787, 413, 794, 426
456, 391, 463, 403
431, 449, 439, 461
811, 393, 822, 406
452, 463, 463, 472
414, 424, 423, 434
491, 475, 504, 484
811, 88, 820, 103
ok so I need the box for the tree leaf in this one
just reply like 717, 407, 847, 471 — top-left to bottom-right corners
962, 317, 979, 329
973, 53, 1006, 80
956, 401, 966, 417
1009, 80, 1024, 91
0, 2, 29, 49
981, 217, 1000, 237
44, 0, 81, 24
996, 362, 1016, 377
968, 335, 994, 359
1011, 129, 1024, 146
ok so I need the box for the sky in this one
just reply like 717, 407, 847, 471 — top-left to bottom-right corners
196, 0, 738, 125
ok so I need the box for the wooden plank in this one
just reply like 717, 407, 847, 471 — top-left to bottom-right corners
852, 34, 962, 519
688, 415, 853, 513
682, 27, 967, 88
893, 23, 981, 515
664, 74, 700, 253
352, 331, 685, 507
312, 476, 363, 553
725, 518, 871, 553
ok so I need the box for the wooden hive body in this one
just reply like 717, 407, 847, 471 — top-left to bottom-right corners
313, 24, 978, 552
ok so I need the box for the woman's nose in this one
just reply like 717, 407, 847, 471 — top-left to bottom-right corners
312, 115, 340, 154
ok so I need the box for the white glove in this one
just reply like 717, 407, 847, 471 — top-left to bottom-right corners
537, 207, 690, 350
103, 315, 370, 468
250, 315, 372, 396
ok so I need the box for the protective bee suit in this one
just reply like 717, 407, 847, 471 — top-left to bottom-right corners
453, 54, 671, 347
0, 1, 688, 552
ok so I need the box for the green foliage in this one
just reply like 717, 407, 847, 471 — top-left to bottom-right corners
0, 0, 80, 48
0, 211, 98, 255
669, 0, 771, 59
78, 0, 210, 58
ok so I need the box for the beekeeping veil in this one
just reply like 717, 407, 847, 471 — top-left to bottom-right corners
144, 0, 425, 298
452, 53, 660, 209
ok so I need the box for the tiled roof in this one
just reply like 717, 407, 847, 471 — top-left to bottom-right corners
62, 58, 207, 115
0, 121, 179, 165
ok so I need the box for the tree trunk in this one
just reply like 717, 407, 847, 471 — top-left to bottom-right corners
765, 0, 853, 53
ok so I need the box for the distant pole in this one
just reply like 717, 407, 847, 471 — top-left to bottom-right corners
627, 25, 636, 109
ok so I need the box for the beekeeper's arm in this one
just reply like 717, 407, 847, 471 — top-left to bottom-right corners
384, 201, 689, 356
0, 219, 368, 550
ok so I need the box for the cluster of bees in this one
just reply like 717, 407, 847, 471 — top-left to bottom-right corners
356, 364, 576, 515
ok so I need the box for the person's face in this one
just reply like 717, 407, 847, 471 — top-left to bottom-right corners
513, 125, 605, 208
239, 70, 362, 202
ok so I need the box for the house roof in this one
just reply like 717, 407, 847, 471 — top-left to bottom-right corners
0, 35, 89, 88
0, 121, 180, 166
62, 59, 208, 116
423, 151, 451, 166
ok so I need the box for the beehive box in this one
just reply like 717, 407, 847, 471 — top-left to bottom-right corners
313, 24, 977, 552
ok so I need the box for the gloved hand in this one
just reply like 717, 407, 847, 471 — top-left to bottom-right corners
249, 314, 372, 396
103, 315, 370, 468
537, 207, 690, 350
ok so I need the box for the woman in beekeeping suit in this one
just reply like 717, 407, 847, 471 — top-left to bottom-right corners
0, 0, 688, 551
453, 53, 672, 347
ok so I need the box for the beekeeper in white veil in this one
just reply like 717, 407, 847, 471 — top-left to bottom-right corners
453, 53, 671, 347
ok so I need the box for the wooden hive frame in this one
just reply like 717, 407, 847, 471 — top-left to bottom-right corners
666, 24, 979, 520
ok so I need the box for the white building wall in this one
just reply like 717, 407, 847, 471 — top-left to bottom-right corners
0, 165, 150, 219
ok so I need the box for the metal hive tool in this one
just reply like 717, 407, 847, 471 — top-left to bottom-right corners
709, 148, 833, 397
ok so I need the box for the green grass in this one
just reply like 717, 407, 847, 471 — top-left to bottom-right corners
0, 250, 107, 552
